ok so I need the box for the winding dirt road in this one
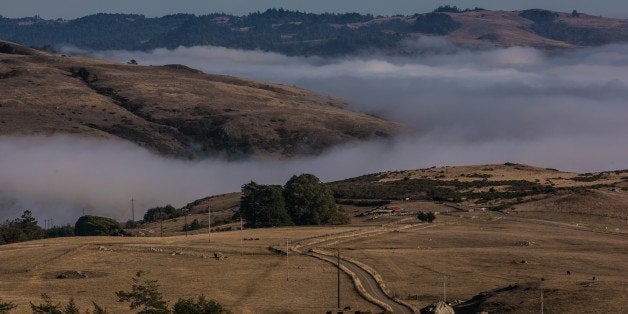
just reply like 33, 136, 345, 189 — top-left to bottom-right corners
310, 251, 414, 313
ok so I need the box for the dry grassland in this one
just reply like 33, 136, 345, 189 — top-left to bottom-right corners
321, 213, 627, 312
0, 227, 377, 313
1, 164, 626, 312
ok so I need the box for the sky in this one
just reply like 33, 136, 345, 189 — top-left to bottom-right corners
2, 0, 628, 19
2, 41, 627, 223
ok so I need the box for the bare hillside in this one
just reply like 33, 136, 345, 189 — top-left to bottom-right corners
0, 40, 402, 157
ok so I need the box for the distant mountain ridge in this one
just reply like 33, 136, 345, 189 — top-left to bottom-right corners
1, 8, 627, 56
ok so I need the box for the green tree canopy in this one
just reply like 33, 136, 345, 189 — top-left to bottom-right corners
0, 210, 44, 244
143, 205, 178, 222
240, 182, 293, 228
116, 271, 169, 314
284, 174, 348, 225
74, 215, 125, 236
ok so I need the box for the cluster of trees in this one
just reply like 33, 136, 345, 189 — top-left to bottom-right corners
412, 13, 461, 35
239, 174, 349, 228
0, 8, 476, 57
1, 271, 229, 313
0, 211, 132, 246
0, 210, 43, 245
143, 205, 179, 222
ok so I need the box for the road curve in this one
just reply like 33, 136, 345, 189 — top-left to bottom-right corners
310, 251, 414, 314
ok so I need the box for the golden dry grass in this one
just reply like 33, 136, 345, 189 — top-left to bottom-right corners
0, 227, 377, 313
1, 163, 626, 313
319, 213, 627, 312
1, 189, 627, 312
445, 10, 628, 48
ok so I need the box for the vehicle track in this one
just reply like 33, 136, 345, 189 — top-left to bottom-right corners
310, 251, 414, 313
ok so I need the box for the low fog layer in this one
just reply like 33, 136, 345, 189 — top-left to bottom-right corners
2, 43, 627, 223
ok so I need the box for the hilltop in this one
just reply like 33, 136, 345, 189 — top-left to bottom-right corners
136, 163, 627, 237
1, 8, 626, 56
0, 40, 401, 157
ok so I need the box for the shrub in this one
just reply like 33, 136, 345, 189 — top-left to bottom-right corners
172, 295, 230, 314
0, 296, 17, 312
417, 211, 436, 223
182, 219, 203, 231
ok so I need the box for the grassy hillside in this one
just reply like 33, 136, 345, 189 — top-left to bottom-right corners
0, 40, 401, 157
329, 163, 627, 211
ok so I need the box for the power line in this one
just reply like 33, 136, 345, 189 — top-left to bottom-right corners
240, 216, 243, 256
337, 247, 341, 309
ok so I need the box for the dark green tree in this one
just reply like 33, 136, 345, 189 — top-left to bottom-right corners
0, 296, 17, 312
91, 302, 109, 314
64, 298, 80, 314
19, 210, 44, 240
172, 295, 230, 314
284, 174, 348, 225
0, 210, 44, 244
182, 219, 202, 231
74, 216, 125, 236
143, 205, 178, 223
412, 13, 461, 35
239, 182, 293, 228
45, 224, 75, 238
30, 294, 62, 314
116, 271, 169, 314
417, 211, 436, 223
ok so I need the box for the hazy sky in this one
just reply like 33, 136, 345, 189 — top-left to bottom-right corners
2, 0, 628, 19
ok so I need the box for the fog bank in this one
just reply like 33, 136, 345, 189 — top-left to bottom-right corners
2, 43, 627, 223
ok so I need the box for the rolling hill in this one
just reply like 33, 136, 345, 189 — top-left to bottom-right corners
0, 40, 402, 157
1, 163, 626, 313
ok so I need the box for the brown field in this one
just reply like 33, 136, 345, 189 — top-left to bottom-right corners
445, 10, 628, 48
2, 209, 626, 313
0, 227, 376, 313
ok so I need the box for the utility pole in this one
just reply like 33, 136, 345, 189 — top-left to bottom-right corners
240, 216, 244, 256
131, 198, 136, 236
208, 205, 211, 243
337, 248, 341, 310
286, 238, 289, 281
131, 198, 135, 222
443, 276, 447, 302
160, 208, 163, 237
184, 210, 188, 237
